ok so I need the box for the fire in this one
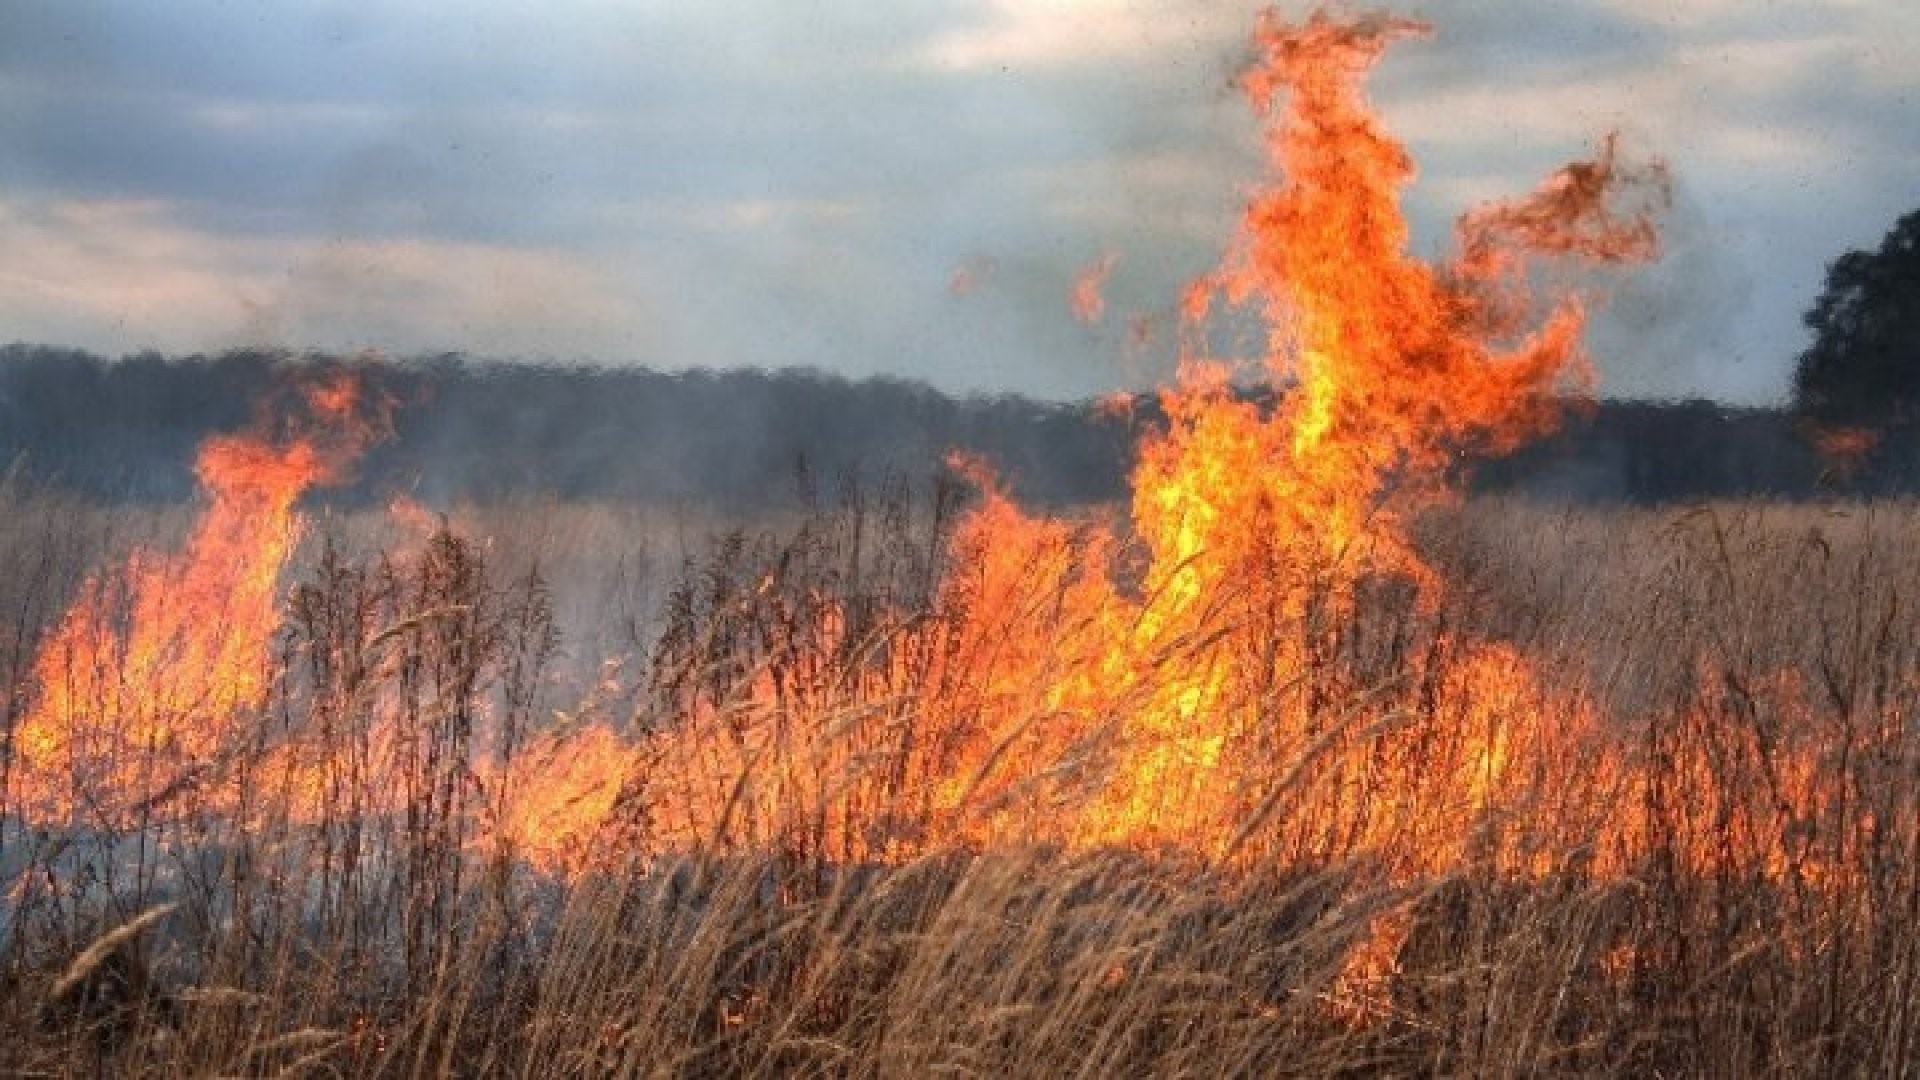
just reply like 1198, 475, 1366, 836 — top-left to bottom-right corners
499, 9, 1661, 875
485, 723, 639, 874
1071, 251, 1122, 324
1083, 11, 1659, 845
1173, 16, 1663, 586
1809, 423, 1879, 482
897, 9, 1664, 854
485, 7, 1673, 866
14, 373, 385, 823
7, 7, 1688, 898
15, 11, 1915, 1064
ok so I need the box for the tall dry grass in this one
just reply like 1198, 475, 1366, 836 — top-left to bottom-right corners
3, 481, 1920, 1076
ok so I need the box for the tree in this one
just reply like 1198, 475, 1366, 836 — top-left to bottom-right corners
1792, 208, 1920, 426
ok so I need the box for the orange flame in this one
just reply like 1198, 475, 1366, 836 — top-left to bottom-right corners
8, 9, 1699, 912
919, 9, 1665, 852
1809, 424, 1879, 482
510, 7, 1672, 866
1071, 251, 1122, 324
15, 372, 386, 823
6, 13, 1888, 1045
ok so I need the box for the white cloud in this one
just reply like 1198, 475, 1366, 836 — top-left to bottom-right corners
1, 1, 1916, 404
0, 196, 642, 361
907, 1, 1255, 72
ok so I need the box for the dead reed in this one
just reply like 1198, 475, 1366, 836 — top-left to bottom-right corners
3, 483, 1920, 1076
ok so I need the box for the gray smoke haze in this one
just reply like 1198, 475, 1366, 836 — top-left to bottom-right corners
1, 2, 1915, 405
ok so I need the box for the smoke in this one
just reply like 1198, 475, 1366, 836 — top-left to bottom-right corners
1584, 171, 1758, 401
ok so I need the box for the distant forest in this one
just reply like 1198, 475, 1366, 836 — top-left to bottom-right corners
0, 345, 1893, 509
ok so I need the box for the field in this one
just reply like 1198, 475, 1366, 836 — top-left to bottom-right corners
3, 10, 1904, 1077
3, 476, 1920, 1076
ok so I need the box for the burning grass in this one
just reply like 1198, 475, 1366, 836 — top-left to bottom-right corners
1, 6, 1914, 1075
4, 491, 1920, 1075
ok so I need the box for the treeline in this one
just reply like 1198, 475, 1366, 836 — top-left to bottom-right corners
0, 345, 1892, 507
1477, 400, 1850, 502
0, 346, 1138, 509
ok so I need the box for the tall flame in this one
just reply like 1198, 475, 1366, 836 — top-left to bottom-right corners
1071, 251, 1122, 325
7, 8, 1677, 884
15, 373, 384, 822
1051, 10, 1667, 848
875, 9, 1666, 853
1165, 12, 1664, 591
487, 7, 1671, 866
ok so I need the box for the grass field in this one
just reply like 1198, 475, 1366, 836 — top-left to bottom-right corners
3, 477, 1919, 1077
0, 9, 1891, 1075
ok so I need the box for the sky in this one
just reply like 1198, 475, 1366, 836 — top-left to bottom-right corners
1, 1, 1915, 405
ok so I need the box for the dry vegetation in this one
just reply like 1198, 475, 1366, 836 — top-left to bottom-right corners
2, 476, 1920, 1077
0, 11, 1900, 1077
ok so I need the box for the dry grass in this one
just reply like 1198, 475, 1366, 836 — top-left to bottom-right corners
4, 483, 1920, 1076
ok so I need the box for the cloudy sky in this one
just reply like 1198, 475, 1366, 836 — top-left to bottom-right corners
1, 1, 1914, 404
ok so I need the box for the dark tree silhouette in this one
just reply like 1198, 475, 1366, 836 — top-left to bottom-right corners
1792, 208, 1920, 425
0, 344, 1856, 505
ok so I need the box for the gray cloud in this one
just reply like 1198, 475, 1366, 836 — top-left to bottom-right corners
0, 1, 1914, 404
